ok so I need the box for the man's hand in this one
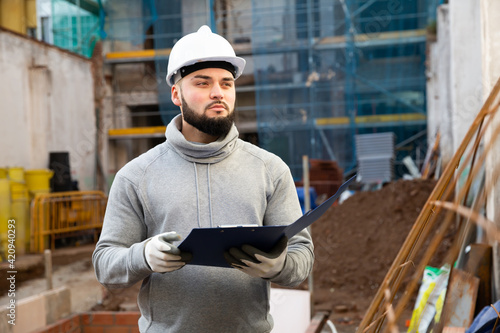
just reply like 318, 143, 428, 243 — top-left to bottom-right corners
144, 231, 192, 273
224, 236, 288, 279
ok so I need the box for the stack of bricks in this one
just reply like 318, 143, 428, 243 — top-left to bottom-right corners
32, 312, 140, 333
297, 159, 343, 197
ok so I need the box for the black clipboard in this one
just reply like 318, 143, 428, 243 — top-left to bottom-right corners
178, 175, 356, 268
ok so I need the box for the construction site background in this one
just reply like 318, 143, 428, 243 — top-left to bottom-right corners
37, 0, 432, 181
0, 0, 500, 332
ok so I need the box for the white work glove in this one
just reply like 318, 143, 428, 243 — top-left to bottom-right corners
144, 231, 192, 273
224, 236, 288, 279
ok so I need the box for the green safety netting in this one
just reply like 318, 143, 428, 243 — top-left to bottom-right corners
51, 0, 101, 58
250, 0, 430, 177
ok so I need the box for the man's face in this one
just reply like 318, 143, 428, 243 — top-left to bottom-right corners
171, 67, 236, 137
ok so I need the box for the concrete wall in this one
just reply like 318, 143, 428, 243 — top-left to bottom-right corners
427, 1, 484, 168
481, 0, 500, 198
449, 0, 484, 155
426, 5, 453, 167
480, 0, 500, 299
0, 28, 96, 190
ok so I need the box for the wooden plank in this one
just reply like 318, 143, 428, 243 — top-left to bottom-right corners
441, 268, 480, 329
443, 328, 466, 333
463, 243, 493, 316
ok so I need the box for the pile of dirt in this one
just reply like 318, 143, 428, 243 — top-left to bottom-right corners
310, 178, 448, 330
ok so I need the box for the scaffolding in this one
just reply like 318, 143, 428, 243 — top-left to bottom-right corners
62, 0, 437, 179
249, 1, 429, 177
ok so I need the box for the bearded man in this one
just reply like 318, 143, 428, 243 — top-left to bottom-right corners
93, 25, 314, 333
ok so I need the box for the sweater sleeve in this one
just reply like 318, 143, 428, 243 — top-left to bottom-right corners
92, 173, 153, 289
263, 166, 315, 287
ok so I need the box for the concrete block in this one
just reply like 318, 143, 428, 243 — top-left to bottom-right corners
14, 293, 46, 333
0, 286, 71, 333
42, 286, 71, 325
0, 307, 14, 333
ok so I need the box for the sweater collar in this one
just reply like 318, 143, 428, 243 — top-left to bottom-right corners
165, 114, 239, 163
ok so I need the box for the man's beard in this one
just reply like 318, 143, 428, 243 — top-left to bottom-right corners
181, 95, 235, 137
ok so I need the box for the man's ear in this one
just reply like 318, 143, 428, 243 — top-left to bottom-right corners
171, 84, 182, 106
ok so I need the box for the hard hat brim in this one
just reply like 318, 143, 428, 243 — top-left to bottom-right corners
167, 56, 246, 86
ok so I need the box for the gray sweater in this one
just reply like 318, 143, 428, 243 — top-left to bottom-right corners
92, 115, 314, 332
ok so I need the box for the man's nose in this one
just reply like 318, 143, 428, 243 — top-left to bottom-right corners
210, 84, 224, 100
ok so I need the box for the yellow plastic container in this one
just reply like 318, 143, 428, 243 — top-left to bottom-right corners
10, 181, 29, 255
0, 168, 7, 179
10, 181, 29, 200
8, 167, 25, 182
25, 169, 53, 194
0, 179, 12, 257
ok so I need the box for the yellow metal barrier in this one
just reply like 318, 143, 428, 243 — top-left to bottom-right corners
30, 191, 107, 253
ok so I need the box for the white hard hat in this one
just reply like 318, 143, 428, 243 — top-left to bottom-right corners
166, 25, 246, 86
